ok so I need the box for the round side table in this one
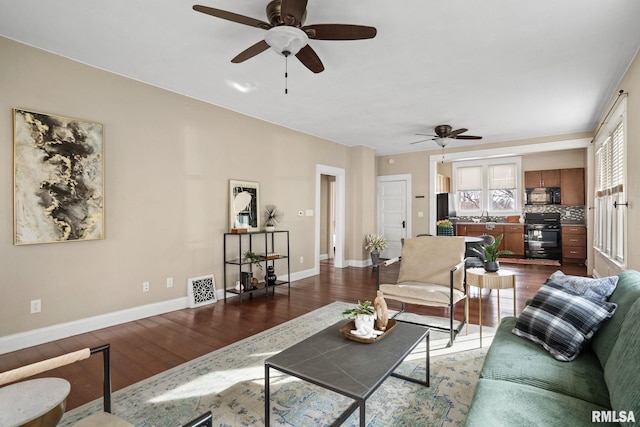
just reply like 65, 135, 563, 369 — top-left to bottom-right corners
466, 267, 517, 347
0, 377, 70, 427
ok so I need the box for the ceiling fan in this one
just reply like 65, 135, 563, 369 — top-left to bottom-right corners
192, 0, 377, 74
410, 125, 483, 147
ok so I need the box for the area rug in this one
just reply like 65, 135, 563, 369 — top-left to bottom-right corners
60, 302, 493, 427
498, 257, 561, 266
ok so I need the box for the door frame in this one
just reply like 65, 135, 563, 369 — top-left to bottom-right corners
377, 174, 412, 256
316, 165, 345, 273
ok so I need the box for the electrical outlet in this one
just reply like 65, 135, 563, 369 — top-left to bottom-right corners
30, 299, 41, 314
299, 256, 304, 264
143, 281, 150, 292
167, 277, 173, 288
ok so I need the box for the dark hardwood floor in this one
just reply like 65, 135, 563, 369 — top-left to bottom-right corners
0, 260, 586, 411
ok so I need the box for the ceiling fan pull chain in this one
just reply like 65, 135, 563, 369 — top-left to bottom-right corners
284, 52, 289, 95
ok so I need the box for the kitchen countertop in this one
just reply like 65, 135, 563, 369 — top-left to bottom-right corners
455, 222, 523, 226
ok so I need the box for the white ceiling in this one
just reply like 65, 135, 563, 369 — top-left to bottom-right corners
2, 0, 640, 155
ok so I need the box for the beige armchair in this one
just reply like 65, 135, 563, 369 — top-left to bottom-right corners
377, 236, 467, 346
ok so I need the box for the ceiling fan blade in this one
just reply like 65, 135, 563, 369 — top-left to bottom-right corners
304, 24, 377, 40
415, 133, 436, 137
410, 138, 433, 145
193, 5, 271, 30
447, 128, 468, 137
231, 40, 270, 63
280, 0, 308, 26
454, 135, 483, 140
295, 44, 324, 73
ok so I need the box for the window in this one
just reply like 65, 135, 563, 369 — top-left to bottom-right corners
594, 104, 626, 264
454, 158, 521, 215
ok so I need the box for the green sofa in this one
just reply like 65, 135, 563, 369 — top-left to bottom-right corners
465, 270, 640, 427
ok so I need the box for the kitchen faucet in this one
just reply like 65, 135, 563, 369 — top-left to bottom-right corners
481, 210, 490, 222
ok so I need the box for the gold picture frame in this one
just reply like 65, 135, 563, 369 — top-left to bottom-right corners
13, 108, 104, 245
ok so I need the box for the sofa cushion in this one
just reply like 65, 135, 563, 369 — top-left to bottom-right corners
591, 270, 640, 367
464, 379, 617, 427
512, 281, 617, 361
604, 299, 640, 426
549, 270, 618, 301
482, 317, 610, 408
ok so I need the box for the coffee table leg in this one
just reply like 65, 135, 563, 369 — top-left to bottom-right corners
264, 364, 271, 426
426, 333, 430, 387
360, 401, 366, 427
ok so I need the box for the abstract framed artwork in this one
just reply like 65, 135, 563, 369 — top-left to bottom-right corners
229, 179, 260, 231
187, 274, 217, 308
13, 109, 104, 245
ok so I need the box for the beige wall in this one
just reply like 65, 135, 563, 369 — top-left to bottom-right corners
0, 37, 375, 338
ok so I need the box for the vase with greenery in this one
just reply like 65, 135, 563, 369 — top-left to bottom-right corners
436, 219, 454, 236
243, 251, 263, 271
341, 300, 376, 331
264, 204, 284, 232
470, 233, 513, 272
364, 233, 388, 267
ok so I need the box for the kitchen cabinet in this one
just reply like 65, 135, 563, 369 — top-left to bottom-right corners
503, 225, 525, 257
456, 224, 508, 252
561, 168, 585, 206
524, 169, 561, 188
562, 225, 586, 263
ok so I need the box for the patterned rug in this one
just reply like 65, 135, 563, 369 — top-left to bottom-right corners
60, 302, 493, 427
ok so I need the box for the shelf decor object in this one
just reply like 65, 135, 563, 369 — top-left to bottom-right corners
229, 179, 260, 232
13, 109, 104, 245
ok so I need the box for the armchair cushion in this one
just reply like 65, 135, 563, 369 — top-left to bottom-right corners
380, 282, 466, 307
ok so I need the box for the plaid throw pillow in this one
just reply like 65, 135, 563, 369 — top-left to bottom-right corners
512, 281, 617, 361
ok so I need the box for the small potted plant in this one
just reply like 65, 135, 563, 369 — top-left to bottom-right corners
470, 233, 513, 272
264, 204, 284, 232
243, 250, 263, 289
364, 233, 388, 267
436, 219, 454, 236
342, 300, 376, 331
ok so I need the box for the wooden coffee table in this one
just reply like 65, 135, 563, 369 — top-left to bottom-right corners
264, 320, 430, 426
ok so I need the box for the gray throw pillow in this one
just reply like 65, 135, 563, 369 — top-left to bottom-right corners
549, 270, 618, 301
512, 281, 617, 362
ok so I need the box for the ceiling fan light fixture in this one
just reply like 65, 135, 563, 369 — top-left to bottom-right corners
265, 26, 308, 57
435, 137, 450, 148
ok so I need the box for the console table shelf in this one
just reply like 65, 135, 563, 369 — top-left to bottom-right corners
223, 230, 290, 303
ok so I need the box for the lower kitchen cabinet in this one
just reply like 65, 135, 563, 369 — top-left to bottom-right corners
562, 225, 586, 263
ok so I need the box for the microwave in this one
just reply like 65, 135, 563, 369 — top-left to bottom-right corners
525, 187, 561, 205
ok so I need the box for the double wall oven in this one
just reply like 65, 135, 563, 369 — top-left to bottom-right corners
524, 212, 562, 260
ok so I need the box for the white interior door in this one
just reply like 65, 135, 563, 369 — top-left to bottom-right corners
378, 177, 410, 259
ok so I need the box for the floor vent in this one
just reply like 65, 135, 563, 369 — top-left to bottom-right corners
187, 274, 216, 308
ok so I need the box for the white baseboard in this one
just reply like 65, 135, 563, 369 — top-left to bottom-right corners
0, 297, 189, 355
0, 268, 321, 355
320, 253, 329, 261
347, 258, 371, 268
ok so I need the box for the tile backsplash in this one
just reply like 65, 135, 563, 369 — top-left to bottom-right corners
522, 205, 585, 222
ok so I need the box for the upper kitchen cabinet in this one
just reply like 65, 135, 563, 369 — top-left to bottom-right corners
560, 168, 585, 206
524, 169, 561, 188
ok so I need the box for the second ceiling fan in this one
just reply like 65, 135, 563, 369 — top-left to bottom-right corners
411, 125, 483, 146
193, 0, 377, 73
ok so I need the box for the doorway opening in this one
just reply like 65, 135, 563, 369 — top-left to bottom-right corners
315, 165, 345, 273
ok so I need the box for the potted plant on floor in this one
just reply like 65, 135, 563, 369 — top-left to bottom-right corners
364, 233, 388, 267
470, 233, 513, 272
